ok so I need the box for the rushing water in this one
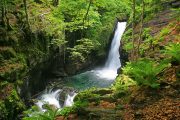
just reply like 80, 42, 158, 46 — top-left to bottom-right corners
36, 89, 77, 111
36, 89, 62, 111
36, 22, 127, 110
64, 92, 77, 107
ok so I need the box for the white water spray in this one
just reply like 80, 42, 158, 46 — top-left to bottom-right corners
36, 89, 61, 111
36, 89, 77, 111
64, 92, 77, 107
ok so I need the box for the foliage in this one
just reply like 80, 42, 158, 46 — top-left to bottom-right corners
112, 75, 136, 92
139, 28, 154, 54
23, 105, 59, 120
0, 84, 25, 120
154, 27, 171, 44
57, 100, 88, 116
163, 42, 180, 63
23, 99, 89, 119
123, 59, 170, 88
50, 38, 67, 50
0, 47, 16, 60
68, 38, 100, 62
75, 88, 98, 99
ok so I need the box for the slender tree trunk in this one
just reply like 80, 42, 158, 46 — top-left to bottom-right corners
63, 45, 66, 64
82, 0, 92, 34
4, 0, 12, 30
23, 0, 30, 30
1, 0, 6, 27
53, 0, 59, 6
132, 0, 136, 61
137, 0, 145, 57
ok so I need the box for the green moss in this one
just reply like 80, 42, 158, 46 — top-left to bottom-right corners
74, 88, 100, 103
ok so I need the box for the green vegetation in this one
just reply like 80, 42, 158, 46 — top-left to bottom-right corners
0, 0, 179, 119
163, 43, 180, 63
68, 38, 100, 63
0, 83, 25, 120
112, 75, 136, 91
23, 100, 88, 120
122, 59, 170, 88
23, 105, 59, 120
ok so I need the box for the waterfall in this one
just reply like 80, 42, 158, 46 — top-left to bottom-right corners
95, 22, 127, 80
105, 22, 127, 70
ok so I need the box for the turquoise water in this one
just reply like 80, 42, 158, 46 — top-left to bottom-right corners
62, 70, 115, 90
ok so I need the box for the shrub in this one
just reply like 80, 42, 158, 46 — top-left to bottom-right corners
122, 59, 170, 88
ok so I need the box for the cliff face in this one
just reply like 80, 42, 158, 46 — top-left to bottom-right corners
0, 1, 66, 119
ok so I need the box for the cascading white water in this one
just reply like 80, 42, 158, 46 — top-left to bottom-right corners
95, 22, 127, 80
36, 89, 62, 111
64, 92, 77, 107
36, 89, 77, 112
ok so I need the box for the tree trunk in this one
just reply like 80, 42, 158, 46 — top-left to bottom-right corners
132, 0, 136, 61
137, 0, 145, 57
4, 0, 12, 30
23, 0, 30, 30
82, 0, 92, 37
1, 0, 6, 27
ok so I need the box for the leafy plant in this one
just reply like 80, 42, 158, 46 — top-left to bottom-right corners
23, 105, 59, 120
56, 100, 88, 117
68, 38, 100, 62
163, 42, 180, 63
112, 75, 136, 91
123, 59, 170, 88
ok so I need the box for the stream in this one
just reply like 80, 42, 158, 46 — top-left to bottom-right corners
35, 22, 127, 111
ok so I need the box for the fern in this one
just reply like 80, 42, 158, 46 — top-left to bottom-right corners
164, 43, 180, 63
23, 105, 59, 120
123, 59, 170, 88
